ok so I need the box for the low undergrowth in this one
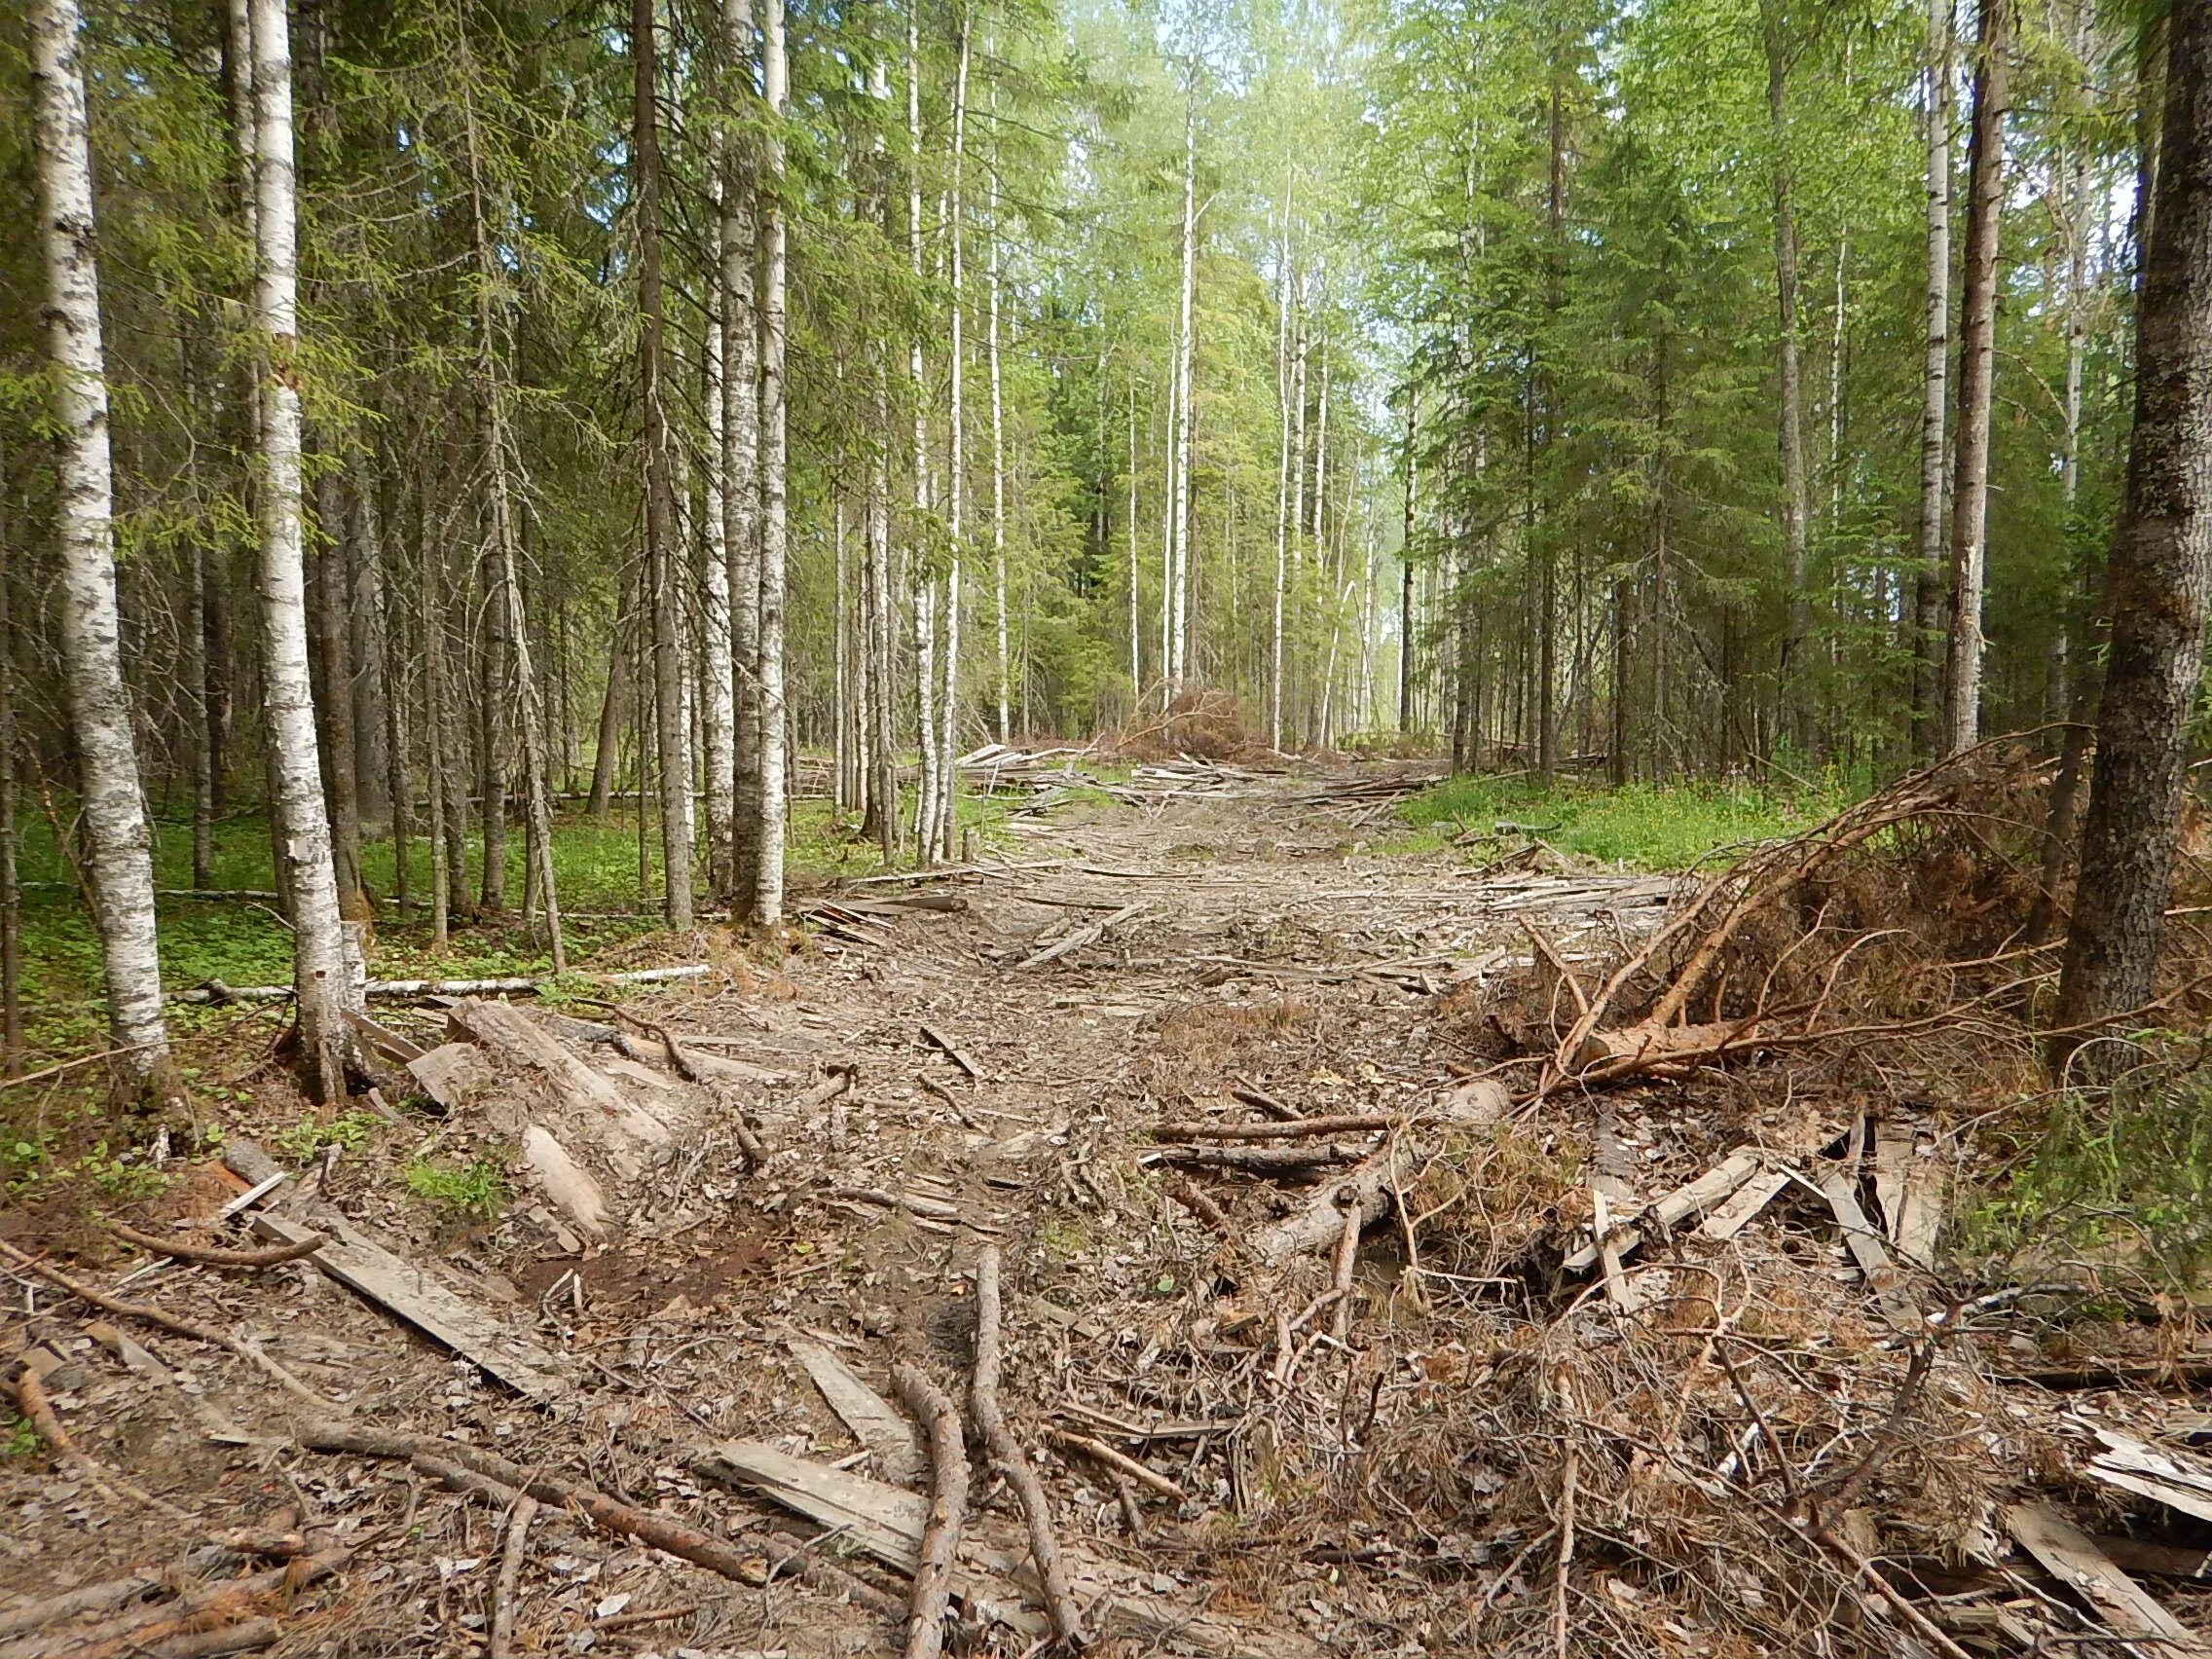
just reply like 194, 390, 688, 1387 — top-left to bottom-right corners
1392, 773, 1853, 869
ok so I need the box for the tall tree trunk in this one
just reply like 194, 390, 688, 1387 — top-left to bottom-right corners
702, 177, 735, 902
635, 0, 692, 928
1271, 188, 1292, 749
1942, 0, 2012, 756
587, 615, 628, 820
907, 4, 939, 860
1910, 0, 1954, 759
34, 0, 182, 1116
350, 459, 391, 835
463, 90, 565, 973
988, 55, 1010, 748
931, 18, 971, 864
723, 0, 761, 896
313, 469, 366, 916
1169, 101, 1198, 691
753, 0, 790, 919
0, 555, 18, 1076
478, 501, 509, 909
1398, 388, 1416, 731
1762, 0, 1812, 746
1129, 378, 1143, 700
248, 0, 351, 1101
2052, 0, 2212, 1066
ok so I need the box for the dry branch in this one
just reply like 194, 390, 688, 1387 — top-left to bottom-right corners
971, 1247, 1086, 1648
890, 1364, 971, 1659
107, 1222, 325, 1270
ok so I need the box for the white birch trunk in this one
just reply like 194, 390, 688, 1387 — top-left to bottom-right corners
907, 7, 939, 858
1127, 380, 1141, 696
1169, 102, 1198, 688
723, 0, 761, 892
1272, 190, 1292, 751
753, 0, 790, 922
33, 0, 180, 1111
702, 175, 735, 902
936, 23, 971, 862
1912, 0, 1953, 752
249, 0, 351, 1100
988, 57, 1010, 747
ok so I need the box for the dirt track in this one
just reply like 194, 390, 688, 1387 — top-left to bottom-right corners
0, 773, 1682, 1656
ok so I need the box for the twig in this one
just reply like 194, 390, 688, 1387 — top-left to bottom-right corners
1230, 1082, 1303, 1121
489, 1493, 538, 1659
1153, 1142, 1365, 1173
12, 1363, 189, 1519
889, 1363, 971, 1659
1155, 1113, 1396, 1141
1047, 1428, 1186, 1503
0, 1237, 335, 1412
970, 1247, 1086, 1649
1163, 1176, 1229, 1231
107, 1223, 326, 1270
1329, 1199, 1362, 1345
1552, 1448, 1577, 1659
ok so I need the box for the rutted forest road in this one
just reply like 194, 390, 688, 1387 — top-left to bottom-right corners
2, 769, 1685, 1657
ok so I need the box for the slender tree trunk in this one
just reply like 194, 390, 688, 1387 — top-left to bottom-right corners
1762, 0, 1812, 744
248, 0, 351, 1100
1910, 0, 1954, 758
988, 58, 1010, 747
0, 556, 18, 1077
2053, 0, 2212, 1066
1129, 378, 1143, 699
1170, 101, 1198, 690
350, 461, 391, 836
907, 4, 939, 860
314, 470, 367, 915
35, 0, 184, 1115
462, 91, 564, 972
588, 615, 628, 820
1271, 192, 1292, 749
1398, 389, 1416, 731
635, 0, 692, 928
723, 0, 761, 896
1942, 0, 2012, 756
702, 176, 735, 901
753, 0, 791, 918
424, 489, 450, 951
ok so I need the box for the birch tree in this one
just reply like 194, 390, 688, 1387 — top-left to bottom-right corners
249, 0, 353, 1101
752, 0, 791, 922
32, 0, 183, 1117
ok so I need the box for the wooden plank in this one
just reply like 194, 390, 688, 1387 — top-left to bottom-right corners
2088, 1430, 2212, 1526
788, 1338, 924, 1486
1815, 1165, 1916, 1330
696, 1441, 1325, 1659
1015, 902, 1147, 970
1564, 1150, 1761, 1271
223, 1141, 568, 1403
918, 1023, 981, 1080
2005, 1501, 2204, 1649
1697, 1168, 1792, 1241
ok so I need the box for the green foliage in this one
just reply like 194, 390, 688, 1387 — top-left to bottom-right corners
3, 1124, 172, 1200
1964, 1069, 2212, 1295
1, 1410, 39, 1460
272, 1112, 386, 1162
1393, 773, 1849, 870
402, 1154, 509, 1220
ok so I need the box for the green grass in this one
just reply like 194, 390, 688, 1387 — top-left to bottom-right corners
1389, 775, 1852, 871
403, 1153, 508, 1219
6, 770, 1033, 1061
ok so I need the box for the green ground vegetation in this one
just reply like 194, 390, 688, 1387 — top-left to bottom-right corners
1390, 774, 1854, 870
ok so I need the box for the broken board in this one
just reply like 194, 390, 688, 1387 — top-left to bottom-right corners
2005, 1500, 2204, 1651
697, 1440, 1323, 1659
787, 1337, 924, 1486
223, 1141, 569, 1403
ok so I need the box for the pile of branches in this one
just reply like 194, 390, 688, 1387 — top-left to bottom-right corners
1500, 739, 2212, 1099
1107, 686, 1274, 763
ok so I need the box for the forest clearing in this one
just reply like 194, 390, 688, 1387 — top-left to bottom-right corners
11, 0, 2212, 1649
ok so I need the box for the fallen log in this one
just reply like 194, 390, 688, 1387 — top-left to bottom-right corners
1153, 1142, 1368, 1173
889, 1365, 970, 1659
1245, 1079, 1509, 1267
175, 965, 711, 1004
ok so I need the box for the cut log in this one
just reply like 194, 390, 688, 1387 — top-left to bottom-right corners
446, 998, 677, 1177
1572, 1019, 1760, 1076
517, 1125, 611, 1237
406, 1044, 495, 1110
2004, 1501, 2204, 1650
1015, 902, 1147, 969
695, 1441, 1324, 1659
790, 1337, 924, 1486
222, 1141, 568, 1402
1563, 1151, 1761, 1272
1245, 1079, 1509, 1268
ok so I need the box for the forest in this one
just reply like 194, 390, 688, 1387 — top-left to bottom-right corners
7, 0, 2212, 1651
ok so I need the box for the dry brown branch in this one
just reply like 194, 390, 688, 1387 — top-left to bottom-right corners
1155, 1142, 1366, 1173
971, 1247, 1086, 1649
890, 1363, 971, 1659
0, 1236, 337, 1412
488, 1493, 538, 1659
107, 1222, 326, 1269
1155, 1113, 1397, 1141
1047, 1429, 1186, 1503
1163, 1177, 1230, 1231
